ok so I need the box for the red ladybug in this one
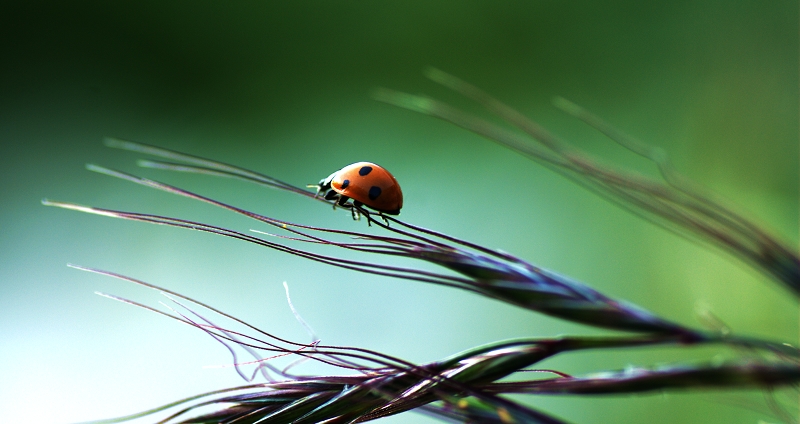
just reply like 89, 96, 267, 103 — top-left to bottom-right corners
315, 162, 403, 217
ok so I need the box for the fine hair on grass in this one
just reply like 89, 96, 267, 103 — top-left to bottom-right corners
46, 69, 800, 423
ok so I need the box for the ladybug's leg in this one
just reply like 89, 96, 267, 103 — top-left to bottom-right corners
378, 212, 390, 226
353, 204, 372, 226
349, 200, 365, 223
307, 184, 322, 198
324, 190, 340, 210
336, 195, 362, 219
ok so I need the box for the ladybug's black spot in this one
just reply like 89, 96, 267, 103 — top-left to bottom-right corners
359, 166, 373, 176
368, 186, 382, 200
341, 179, 350, 189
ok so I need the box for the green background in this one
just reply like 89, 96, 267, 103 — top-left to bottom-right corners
1, 1, 797, 423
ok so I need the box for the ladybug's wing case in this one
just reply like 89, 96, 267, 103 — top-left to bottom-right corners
330, 162, 403, 214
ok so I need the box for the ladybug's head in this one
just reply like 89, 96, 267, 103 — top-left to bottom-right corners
318, 172, 336, 191
312, 172, 336, 198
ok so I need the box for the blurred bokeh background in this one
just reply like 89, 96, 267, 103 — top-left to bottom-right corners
1, 1, 797, 423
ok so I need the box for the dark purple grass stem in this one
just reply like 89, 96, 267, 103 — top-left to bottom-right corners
82, 265, 798, 376
71, 265, 448, 375
47, 193, 688, 335
104, 137, 313, 199
94, 291, 385, 375
49, 202, 482, 294
100, 139, 737, 307
374, 214, 529, 266
50, 162, 691, 334
484, 362, 800, 395
86, 266, 659, 371
375, 392, 569, 424
85, 163, 463, 261
103, 296, 481, 421
87, 269, 582, 422
43, 145, 795, 336
77, 267, 799, 423
85, 291, 800, 423
77, 384, 273, 424
160, 295, 326, 382
419, 397, 568, 424
136, 291, 292, 382
108, 138, 516, 259
121, 145, 476, 260
183, 365, 446, 424
123, 152, 686, 332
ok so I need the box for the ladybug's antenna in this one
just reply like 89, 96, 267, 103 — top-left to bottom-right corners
306, 183, 321, 198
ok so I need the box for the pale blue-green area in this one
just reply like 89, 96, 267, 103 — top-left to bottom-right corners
0, 2, 797, 423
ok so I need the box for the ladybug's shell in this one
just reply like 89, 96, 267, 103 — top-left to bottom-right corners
330, 162, 403, 214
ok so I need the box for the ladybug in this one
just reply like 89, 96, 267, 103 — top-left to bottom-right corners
314, 162, 403, 220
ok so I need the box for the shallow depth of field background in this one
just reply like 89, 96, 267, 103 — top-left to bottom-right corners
1, 2, 797, 423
